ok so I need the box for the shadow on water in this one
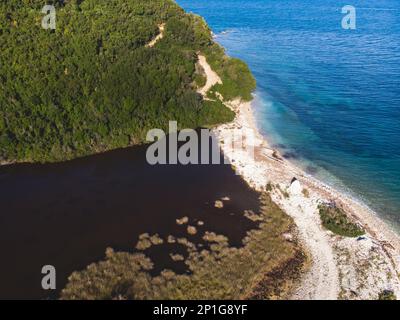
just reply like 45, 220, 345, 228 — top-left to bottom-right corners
0, 132, 260, 299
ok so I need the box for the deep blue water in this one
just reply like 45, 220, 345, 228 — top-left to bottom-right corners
178, 0, 400, 228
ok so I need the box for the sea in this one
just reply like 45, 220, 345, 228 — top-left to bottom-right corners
178, 0, 400, 229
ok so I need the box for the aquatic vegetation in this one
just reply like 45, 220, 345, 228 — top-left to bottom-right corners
167, 235, 177, 244
203, 232, 229, 244
61, 194, 305, 300
176, 217, 189, 225
136, 234, 152, 251
170, 254, 185, 262
187, 226, 198, 235
244, 210, 264, 222
149, 234, 164, 245
214, 200, 224, 208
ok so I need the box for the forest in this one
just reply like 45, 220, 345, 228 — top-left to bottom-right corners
0, 0, 255, 163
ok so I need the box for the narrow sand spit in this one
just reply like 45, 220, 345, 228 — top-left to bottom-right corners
198, 54, 400, 300
146, 23, 165, 48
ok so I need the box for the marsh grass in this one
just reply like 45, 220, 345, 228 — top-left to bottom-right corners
61, 194, 304, 300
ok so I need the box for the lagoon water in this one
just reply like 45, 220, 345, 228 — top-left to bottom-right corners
179, 0, 400, 228
0, 140, 259, 299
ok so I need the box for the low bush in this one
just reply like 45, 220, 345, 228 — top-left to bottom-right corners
318, 203, 365, 237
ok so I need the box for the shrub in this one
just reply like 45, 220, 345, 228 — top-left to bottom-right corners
318, 204, 365, 237
378, 290, 396, 300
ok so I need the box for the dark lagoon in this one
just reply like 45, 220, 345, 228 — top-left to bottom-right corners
0, 136, 260, 299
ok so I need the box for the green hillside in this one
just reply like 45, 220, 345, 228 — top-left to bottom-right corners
0, 0, 255, 163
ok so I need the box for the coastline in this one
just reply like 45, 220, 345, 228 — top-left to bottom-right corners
10, 0, 400, 300
215, 98, 400, 299
196, 54, 400, 299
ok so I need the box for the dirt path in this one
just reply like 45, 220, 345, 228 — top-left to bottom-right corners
146, 23, 165, 48
197, 55, 222, 96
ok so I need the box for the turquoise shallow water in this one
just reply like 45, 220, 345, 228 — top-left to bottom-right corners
178, 0, 400, 228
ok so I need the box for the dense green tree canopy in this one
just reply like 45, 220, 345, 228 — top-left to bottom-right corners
0, 0, 255, 163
